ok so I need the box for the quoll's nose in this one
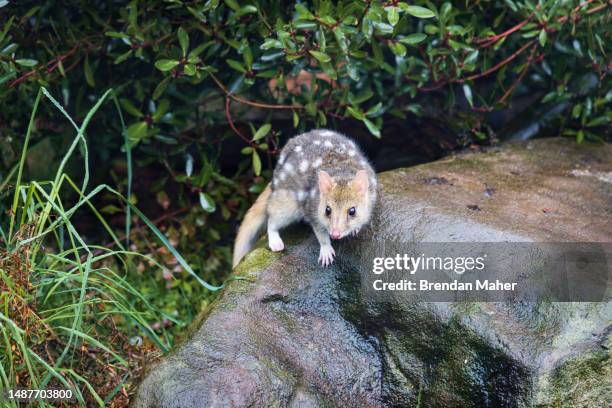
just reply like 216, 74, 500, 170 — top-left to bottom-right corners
330, 229, 342, 240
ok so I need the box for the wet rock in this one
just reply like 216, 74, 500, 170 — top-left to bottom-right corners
134, 138, 611, 408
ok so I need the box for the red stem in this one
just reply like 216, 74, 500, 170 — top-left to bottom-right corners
225, 96, 253, 146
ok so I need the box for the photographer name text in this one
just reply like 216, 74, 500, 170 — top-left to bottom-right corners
371, 254, 517, 292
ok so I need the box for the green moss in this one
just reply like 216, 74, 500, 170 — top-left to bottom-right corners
546, 350, 611, 407
233, 247, 279, 279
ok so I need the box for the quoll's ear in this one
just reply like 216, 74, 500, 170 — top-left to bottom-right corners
351, 170, 369, 195
318, 170, 336, 194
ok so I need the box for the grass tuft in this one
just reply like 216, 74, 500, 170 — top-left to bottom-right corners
0, 88, 221, 406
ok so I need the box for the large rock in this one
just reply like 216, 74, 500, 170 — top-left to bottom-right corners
134, 138, 611, 407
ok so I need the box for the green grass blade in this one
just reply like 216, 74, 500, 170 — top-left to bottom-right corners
110, 91, 132, 246
8, 88, 42, 238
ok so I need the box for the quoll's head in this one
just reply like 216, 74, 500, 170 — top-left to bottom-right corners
318, 170, 371, 240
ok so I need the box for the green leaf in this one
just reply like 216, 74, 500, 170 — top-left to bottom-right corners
260, 39, 283, 50
363, 118, 381, 138
242, 45, 253, 69
296, 4, 315, 20
386, 7, 400, 26
464, 50, 479, 65
538, 29, 547, 47
105, 31, 129, 39
226, 59, 246, 72
126, 121, 148, 141
309, 50, 331, 63
372, 22, 394, 34
404, 5, 435, 19
152, 99, 170, 122
424, 24, 439, 34
463, 84, 474, 107
347, 106, 365, 120
187, 6, 207, 22
333, 27, 348, 54
120, 98, 143, 117
237, 5, 258, 16
155, 59, 180, 71
189, 41, 213, 58
319, 15, 337, 26
84, 55, 95, 87
576, 129, 584, 143
586, 116, 610, 127
366, 102, 384, 118
293, 111, 300, 128
252, 123, 271, 141
15, 58, 37, 67
199, 192, 216, 213
153, 77, 171, 100
252, 151, 262, 176
100, 204, 122, 215
440, 3, 452, 22
178, 27, 189, 56
224, 0, 240, 11
389, 42, 407, 57
185, 153, 194, 177
114, 50, 133, 64
399, 33, 427, 45
183, 64, 197, 76
320, 61, 337, 80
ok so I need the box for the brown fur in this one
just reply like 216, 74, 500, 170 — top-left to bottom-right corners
233, 129, 376, 267
316, 173, 372, 239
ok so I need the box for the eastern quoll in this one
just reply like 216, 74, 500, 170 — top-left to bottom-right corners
232, 129, 377, 267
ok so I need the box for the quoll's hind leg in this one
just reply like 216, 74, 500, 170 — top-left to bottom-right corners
313, 225, 335, 267
266, 189, 301, 252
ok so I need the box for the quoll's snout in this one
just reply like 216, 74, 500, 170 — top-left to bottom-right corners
330, 229, 342, 240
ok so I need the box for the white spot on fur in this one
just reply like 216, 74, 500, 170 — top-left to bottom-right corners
312, 158, 322, 168
313, 140, 321, 145
295, 190, 306, 201
320, 130, 335, 137
294, 145, 302, 153
324, 140, 333, 148
359, 159, 367, 167
299, 160, 309, 173
284, 162, 294, 173
278, 172, 287, 181
309, 188, 317, 198
348, 149, 356, 157
370, 177, 377, 186
278, 153, 286, 165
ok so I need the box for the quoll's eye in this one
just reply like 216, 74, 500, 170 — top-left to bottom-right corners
348, 207, 356, 217
325, 206, 332, 217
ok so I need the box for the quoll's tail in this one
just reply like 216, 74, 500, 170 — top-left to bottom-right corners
232, 184, 271, 267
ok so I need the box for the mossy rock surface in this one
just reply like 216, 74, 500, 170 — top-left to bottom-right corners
134, 138, 611, 408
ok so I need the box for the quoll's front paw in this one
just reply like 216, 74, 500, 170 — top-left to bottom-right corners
318, 244, 335, 267
268, 234, 285, 252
